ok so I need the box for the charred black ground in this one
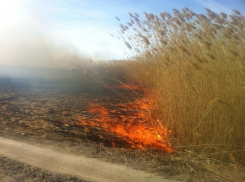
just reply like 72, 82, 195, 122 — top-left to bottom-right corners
0, 65, 145, 148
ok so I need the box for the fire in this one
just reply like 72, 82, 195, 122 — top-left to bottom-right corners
78, 84, 173, 153
88, 104, 108, 115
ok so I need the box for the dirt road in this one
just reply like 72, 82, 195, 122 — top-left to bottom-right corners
0, 137, 176, 182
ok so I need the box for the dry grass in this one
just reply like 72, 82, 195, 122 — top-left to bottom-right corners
110, 7, 245, 181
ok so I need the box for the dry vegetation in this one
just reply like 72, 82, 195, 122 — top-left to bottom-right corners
109, 7, 245, 181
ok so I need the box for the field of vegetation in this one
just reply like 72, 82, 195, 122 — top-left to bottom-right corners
105, 7, 245, 181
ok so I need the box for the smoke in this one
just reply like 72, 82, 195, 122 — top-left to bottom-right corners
0, 27, 89, 69
0, 0, 89, 70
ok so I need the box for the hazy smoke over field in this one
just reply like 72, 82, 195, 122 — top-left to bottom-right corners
0, 28, 89, 69
0, 0, 89, 71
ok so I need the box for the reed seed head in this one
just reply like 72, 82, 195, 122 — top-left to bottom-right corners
207, 12, 216, 20
134, 17, 140, 22
220, 12, 227, 19
164, 12, 172, 19
128, 12, 133, 17
160, 13, 165, 21
232, 10, 241, 15
141, 36, 150, 46
119, 24, 126, 31
205, 8, 212, 13
134, 13, 139, 17
124, 41, 132, 49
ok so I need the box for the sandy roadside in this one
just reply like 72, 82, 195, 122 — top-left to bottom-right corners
0, 137, 177, 182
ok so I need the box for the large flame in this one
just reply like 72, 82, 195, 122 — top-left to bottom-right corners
78, 84, 173, 153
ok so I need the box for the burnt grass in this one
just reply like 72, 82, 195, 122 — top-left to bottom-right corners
0, 74, 144, 149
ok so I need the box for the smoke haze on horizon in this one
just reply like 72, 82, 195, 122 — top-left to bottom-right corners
0, 0, 92, 70
0, 26, 89, 69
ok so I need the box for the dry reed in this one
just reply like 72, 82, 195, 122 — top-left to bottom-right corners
113, 7, 245, 181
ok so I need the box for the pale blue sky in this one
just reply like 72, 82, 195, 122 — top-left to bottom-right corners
0, 0, 244, 68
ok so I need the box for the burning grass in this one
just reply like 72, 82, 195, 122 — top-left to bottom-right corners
77, 88, 173, 153
1, 71, 244, 181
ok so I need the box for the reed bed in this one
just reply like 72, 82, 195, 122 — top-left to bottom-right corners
111, 7, 245, 181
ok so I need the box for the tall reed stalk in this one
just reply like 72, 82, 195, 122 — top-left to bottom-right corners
116, 8, 245, 160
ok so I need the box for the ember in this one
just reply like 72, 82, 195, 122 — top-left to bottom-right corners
78, 85, 173, 153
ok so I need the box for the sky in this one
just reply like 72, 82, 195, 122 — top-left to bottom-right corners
0, 0, 244, 69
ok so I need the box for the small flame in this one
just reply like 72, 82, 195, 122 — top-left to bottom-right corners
88, 103, 109, 115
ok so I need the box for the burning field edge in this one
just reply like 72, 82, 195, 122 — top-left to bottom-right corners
1, 76, 245, 182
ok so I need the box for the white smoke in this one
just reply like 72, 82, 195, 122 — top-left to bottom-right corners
0, 0, 89, 70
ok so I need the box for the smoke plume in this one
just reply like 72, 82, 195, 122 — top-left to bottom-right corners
0, 0, 89, 71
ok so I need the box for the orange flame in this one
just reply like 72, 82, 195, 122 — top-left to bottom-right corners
78, 87, 173, 153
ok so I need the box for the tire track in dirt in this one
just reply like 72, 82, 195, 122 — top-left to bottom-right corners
0, 137, 176, 182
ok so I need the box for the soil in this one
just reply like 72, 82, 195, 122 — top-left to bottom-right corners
0, 156, 86, 182
0, 137, 173, 182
